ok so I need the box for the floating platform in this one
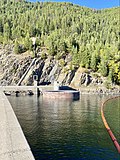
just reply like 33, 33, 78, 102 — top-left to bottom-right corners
42, 90, 80, 100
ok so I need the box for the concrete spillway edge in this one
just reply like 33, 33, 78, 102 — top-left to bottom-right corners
0, 89, 35, 160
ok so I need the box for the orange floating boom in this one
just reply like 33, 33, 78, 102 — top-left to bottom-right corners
101, 97, 120, 154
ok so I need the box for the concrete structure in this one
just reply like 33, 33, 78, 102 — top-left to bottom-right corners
1, 85, 54, 95
43, 90, 80, 100
17, 58, 36, 86
53, 81, 59, 91
0, 88, 35, 160
1, 85, 79, 100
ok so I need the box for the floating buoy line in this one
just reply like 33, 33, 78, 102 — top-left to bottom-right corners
101, 96, 120, 154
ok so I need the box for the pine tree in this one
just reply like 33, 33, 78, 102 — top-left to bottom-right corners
14, 40, 20, 54
90, 51, 97, 71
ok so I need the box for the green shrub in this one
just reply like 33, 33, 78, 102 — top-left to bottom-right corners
104, 80, 111, 89
41, 52, 47, 59
59, 59, 65, 67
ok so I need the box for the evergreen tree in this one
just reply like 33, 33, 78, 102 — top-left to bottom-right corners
14, 40, 20, 54
98, 60, 108, 77
90, 51, 97, 71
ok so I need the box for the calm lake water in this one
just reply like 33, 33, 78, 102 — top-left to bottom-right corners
8, 95, 120, 160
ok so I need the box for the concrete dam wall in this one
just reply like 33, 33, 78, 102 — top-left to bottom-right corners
0, 88, 35, 160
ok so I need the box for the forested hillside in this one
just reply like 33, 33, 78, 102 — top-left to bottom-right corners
0, 0, 119, 84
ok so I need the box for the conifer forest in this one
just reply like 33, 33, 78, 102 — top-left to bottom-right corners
0, 0, 119, 84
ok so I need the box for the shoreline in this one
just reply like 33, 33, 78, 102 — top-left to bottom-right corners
1, 85, 120, 96
79, 87, 120, 95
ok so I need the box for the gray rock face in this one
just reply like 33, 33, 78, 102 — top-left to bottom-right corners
0, 45, 117, 90
78, 73, 91, 86
0, 45, 33, 85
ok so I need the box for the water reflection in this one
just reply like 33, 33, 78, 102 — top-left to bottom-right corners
104, 97, 120, 144
8, 95, 120, 160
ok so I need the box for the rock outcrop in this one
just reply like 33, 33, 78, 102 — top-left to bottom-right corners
0, 45, 119, 93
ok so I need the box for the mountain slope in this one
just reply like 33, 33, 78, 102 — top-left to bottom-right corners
0, 1, 119, 85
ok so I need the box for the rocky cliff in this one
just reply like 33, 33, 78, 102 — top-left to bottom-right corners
0, 45, 119, 92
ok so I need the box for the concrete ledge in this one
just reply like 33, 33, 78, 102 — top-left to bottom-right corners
1, 85, 54, 95
43, 90, 80, 100
0, 89, 35, 160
